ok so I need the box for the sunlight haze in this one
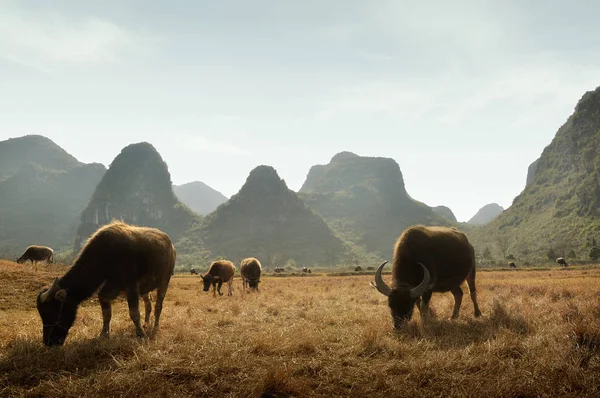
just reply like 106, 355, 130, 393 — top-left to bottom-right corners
1, 0, 599, 221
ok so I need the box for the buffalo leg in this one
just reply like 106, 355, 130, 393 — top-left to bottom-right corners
450, 286, 463, 319
125, 289, 145, 337
151, 286, 169, 336
227, 279, 233, 296
466, 272, 483, 317
98, 296, 112, 337
418, 291, 434, 318
142, 293, 152, 325
217, 281, 224, 296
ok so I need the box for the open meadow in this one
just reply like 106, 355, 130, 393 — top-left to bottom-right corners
1, 260, 600, 397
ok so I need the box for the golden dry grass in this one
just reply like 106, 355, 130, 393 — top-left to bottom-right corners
1, 260, 600, 397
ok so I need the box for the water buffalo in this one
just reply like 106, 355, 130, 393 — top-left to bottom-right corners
274, 267, 284, 273
35, 221, 176, 346
17, 245, 54, 264
240, 257, 262, 291
355, 266, 363, 272
556, 257, 568, 267
371, 225, 482, 329
302, 267, 308, 273
201, 260, 235, 296
508, 261, 516, 268
190, 267, 198, 275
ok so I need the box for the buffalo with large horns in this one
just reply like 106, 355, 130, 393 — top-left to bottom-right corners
36, 221, 176, 346
371, 225, 482, 329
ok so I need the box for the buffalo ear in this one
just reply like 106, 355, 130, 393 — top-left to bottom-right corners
55, 289, 68, 302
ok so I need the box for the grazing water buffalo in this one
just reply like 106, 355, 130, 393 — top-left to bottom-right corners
240, 257, 262, 291
508, 261, 516, 268
36, 221, 176, 346
371, 225, 482, 329
556, 257, 568, 267
274, 267, 284, 273
355, 266, 363, 272
190, 267, 198, 275
201, 260, 235, 296
17, 245, 54, 264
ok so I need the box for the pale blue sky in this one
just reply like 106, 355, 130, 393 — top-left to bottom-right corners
1, 0, 599, 221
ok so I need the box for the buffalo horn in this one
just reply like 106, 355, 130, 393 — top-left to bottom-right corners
409, 263, 431, 298
372, 261, 392, 297
40, 277, 60, 303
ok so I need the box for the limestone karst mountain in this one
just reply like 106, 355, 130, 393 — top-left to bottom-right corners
298, 152, 450, 260
74, 142, 199, 250
191, 165, 348, 267
470, 86, 600, 262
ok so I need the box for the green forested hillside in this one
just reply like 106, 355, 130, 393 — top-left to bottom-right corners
469, 86, 600, 264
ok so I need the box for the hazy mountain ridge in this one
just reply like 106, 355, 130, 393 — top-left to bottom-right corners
173, 181, 228, 215
467, 203, 504, 225
0, 135, 106, 254
0, 135, 82, 182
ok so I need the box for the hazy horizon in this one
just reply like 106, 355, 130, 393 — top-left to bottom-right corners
1, 1, 599, 222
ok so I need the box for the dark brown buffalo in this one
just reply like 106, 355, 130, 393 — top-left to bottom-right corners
190, 267, 198, 275
508, 261, 516, 268
240, 257, 262, 291
556, 257, 568, 267
17, 245, 54, 264
201, 260, 235, 296
36, 221, 176, 346
274, 267, 283, 273
355, 266, 363, 272
371, 225, 482, 329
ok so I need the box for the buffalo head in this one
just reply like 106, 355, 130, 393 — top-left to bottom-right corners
371, 261, 431, 329
36, 278, 77, 346
201, 274, 220, 291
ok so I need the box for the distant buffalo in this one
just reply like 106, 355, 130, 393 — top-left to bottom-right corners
302, 267, 312, 274
240, 257, 262, 291
201, 260, 235, 296
17, 245, 54, 264
556, 257, 568, 267
508, 261, 516, 269
354, 266, 363, 272
190, 268, 198, 275
371, 225, 482, 329
366, 266, 375, 271
274, 267, 284, 273
36, 221, 176, 346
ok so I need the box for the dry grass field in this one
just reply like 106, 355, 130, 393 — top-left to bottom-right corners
1, 260, 600, 397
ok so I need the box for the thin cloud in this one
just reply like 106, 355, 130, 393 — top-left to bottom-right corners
0, 5, 155, 69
